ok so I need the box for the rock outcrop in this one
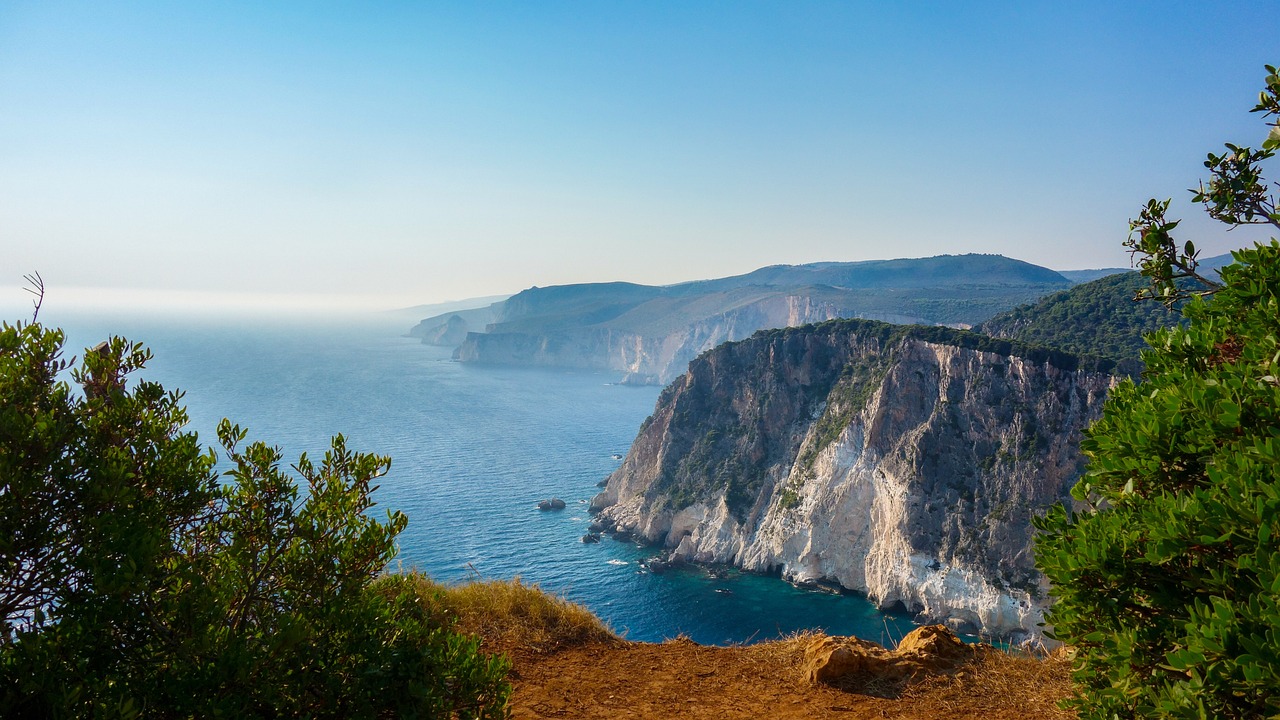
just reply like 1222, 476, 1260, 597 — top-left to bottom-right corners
409, 303, 500, 347
415, 314, 472, 346
590, 319, 1116, 642
803, 625, 978, 693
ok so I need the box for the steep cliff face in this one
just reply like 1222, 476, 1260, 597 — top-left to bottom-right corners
409, 304, 499, 346
590, 320, 1115, 641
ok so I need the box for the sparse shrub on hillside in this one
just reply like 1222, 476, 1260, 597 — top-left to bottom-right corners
382, 575, 617, 654
0, 320, 509, 718
1035, 66, 1280, 719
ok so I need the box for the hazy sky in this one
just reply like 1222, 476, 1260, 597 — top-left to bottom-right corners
2, 1, 1277, 312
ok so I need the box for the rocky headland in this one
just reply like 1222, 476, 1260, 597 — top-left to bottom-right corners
590, 319, 1118, 642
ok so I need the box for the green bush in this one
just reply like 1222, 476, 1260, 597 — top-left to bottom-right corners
1035, 66, 1280, 720
0, 322, 509, 718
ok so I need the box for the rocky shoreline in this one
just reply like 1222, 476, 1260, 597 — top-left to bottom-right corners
589, 320, 1116, 642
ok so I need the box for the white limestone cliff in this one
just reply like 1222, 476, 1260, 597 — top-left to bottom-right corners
590, 321, 1115, 642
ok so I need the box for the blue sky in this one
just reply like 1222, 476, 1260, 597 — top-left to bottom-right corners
1, 1, 1277, 312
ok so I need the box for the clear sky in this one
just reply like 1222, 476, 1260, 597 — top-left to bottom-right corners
1, 1, 1277, 313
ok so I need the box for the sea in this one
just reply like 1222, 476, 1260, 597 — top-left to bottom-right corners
35, 308, 920, 647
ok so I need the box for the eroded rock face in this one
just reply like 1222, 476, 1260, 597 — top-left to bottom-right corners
591, 320, 1116, 641
803, 625, 978, 692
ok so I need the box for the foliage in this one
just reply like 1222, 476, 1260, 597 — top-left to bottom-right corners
977, 271, 1184, 372
1035, 66, 1280, 720
1124, 65, 1280, 307
796, 354, 892, 474
0, 322, 510, 718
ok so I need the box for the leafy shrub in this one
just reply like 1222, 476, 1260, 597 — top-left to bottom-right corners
0, 322, 510, 718
1035, 66, 1280, 720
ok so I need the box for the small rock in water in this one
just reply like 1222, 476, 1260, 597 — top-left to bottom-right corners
581, 533, 601, 543
645, 554, 684, 574
537, 498, 567, 511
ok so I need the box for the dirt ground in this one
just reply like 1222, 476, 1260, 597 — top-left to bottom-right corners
503, 636, 1076, 720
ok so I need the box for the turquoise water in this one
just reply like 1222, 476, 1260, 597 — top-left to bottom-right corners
46, 311, 919, 646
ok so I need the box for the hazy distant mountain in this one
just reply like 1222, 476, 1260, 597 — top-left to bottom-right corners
412, 254, 1073, 384
1196, 251, 1236, 277
668, 254, 1069, 292
1054, 251, 1236, 286
1056, 268, 1129, 284
390, 294, 510, 322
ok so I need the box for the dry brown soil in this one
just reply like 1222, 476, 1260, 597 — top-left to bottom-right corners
503, 636, 1076, 720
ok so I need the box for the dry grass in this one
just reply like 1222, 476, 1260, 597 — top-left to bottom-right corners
373, 574, 1078, 718
739, 629, 822, 682
902, 646, 1077, 719
377, 573, 618, 655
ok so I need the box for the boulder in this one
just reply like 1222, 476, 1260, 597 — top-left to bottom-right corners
802, 625, 979, 695
645, 555, 685, 574
896, 624, 971, 662
581, 533, 601, 543
537, 498, 567, 511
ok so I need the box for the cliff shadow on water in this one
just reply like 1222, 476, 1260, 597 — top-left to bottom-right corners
590, 318, 1119, 643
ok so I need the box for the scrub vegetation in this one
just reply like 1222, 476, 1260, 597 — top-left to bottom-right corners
1036, 65, 1280, 719
0, 320, 509, 719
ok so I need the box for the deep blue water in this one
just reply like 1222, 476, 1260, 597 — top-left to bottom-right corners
43, 310, 919, 646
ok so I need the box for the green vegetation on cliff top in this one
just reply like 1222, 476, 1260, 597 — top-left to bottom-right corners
976, 271, 1182, 369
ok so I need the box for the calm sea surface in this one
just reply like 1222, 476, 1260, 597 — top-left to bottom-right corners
47, 310, 918, 646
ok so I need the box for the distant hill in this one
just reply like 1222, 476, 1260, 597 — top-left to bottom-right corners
1054, 251, 1235, 286
976, 272, 1179, 372
412, 254, 1074, 384
1056, 268, 1129, 284
670, 254, 1069, 293
977, 252, 1235, 372
1196, 251, 1235, 277
394, 294, 510, 318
